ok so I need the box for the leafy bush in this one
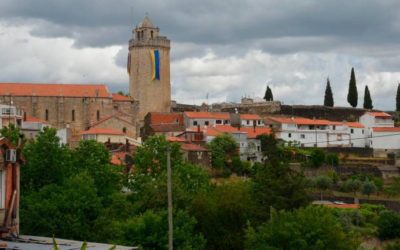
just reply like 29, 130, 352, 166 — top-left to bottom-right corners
377, 210, 400, 239
326, 153, 339, 166
310, 148, 325, 168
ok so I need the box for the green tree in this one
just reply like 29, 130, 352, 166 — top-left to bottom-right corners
310, 148, 325, 168
396, 83, 400, 112
191, 182, 257, 250
245, 206, 358, 250
105, 209, 206, 250
363, 85, 373, 109
208, 133, 238, 169
21, 127, 72, 192
362, 178, 377, 199
252, 160, 310, 213
315, 175, 332, 201
0, 123, 23, 145
324, 78, 334, 107
377, 210, 400, 240
72, 140, 122, 198
347, 67, 358, 107
20, 172, 102, 240
264, 86, 273, 101
344, 179, 361, 198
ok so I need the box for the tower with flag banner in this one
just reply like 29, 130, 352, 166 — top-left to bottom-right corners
127, 16, 171, 121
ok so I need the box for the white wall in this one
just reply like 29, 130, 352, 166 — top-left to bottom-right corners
369, 131, 400, 149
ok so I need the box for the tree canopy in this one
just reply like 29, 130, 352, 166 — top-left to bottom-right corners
324, 78, 334, 107
363, 85, 373, 109
264, 86, 274, 101
347, 67, 358, 107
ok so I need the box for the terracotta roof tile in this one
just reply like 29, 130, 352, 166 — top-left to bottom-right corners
149, 112, 184, 125
24, 116, 49, 124
0, 83, 110, 98
150, 124, 185, 132
184, 112, 230, 120
366, 112, 392, 118
112, 93, 132, 101
167, 136, 187, 142
180, 143, 209, 151
372, 127, 400, 132
345, 122, 364, 128
267, 116, 341, 126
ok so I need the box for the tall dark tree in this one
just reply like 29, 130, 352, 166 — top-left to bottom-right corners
396, 83, 400, 112
324, 78, 334, 107
363, 85, 373, 109
347, 67, 358, 107
264, 86, 273, 101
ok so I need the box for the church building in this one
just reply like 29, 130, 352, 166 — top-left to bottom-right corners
0, 16, 171, 144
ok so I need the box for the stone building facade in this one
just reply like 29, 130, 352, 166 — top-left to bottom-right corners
0, 83, 137, 142
127, 16, 171, 121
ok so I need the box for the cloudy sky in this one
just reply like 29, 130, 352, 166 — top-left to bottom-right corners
0, 0, 399, 110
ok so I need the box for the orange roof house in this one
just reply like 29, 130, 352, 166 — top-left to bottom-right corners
0, 83, 110, 98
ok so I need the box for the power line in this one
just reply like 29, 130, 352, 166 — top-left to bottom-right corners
283, 131, 400, 146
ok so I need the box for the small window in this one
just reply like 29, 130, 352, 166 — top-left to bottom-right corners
72, 110, 75, 122
216, 120, 222, 124
151, 30, 154, 38
122, 127, 127, 133
288, 133, 292, 138
205, 121, 209, 126
96, 110, 100, 121
332, 125, 336, 130
362, 130, 364, 134
224, 120, 229, 124
300, 134, 305, 139
45, 109, 49, 121
246, 120, 250, 125
257, 146, 261, 152
351, 128, 354, 134
193, 121, 198, 126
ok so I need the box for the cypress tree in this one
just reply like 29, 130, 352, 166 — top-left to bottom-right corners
347, 67, 358, 107
264, 86, 273, 101
396, 83, 400, 112
324, 78, 334, 107
363, 85, 373, 109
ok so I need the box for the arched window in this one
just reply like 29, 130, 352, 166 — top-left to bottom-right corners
71, 110, 75, 121
96, 110, 100, 121
45, 109, 49, 121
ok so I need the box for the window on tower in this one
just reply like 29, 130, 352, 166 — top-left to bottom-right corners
45, 109, 49, 121
151, 30, 154, 38
97, 110, 100, 121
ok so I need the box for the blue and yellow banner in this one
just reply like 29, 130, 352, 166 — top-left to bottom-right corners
150, 49, 160, 80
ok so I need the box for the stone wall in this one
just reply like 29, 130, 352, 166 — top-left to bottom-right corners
217, 101, 281, 115
280, 105, 371, 121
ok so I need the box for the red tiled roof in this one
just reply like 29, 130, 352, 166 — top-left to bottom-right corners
184, 112, 230, 120
112, 93, 132, 101
151, 124, 185, 132
150, 112, 184, 125
81, 128, 124, 135
191, 125, 271, 139
372, 127, 400, 132
0, 83, 110, 98
167, 136, 187, 142
240, 114, 261, 120
345, 122, 364, 128
240, 127, 272, 139
181, 143, 209, 151
24, 116, 49, 124
111, 154, 123, 165
267, 116, 341, 126
366, 112, 392, 118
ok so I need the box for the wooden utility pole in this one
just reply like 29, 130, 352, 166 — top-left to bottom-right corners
167, 145, 173, 250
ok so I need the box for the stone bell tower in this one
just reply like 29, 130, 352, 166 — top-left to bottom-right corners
128, 16, 171, 121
